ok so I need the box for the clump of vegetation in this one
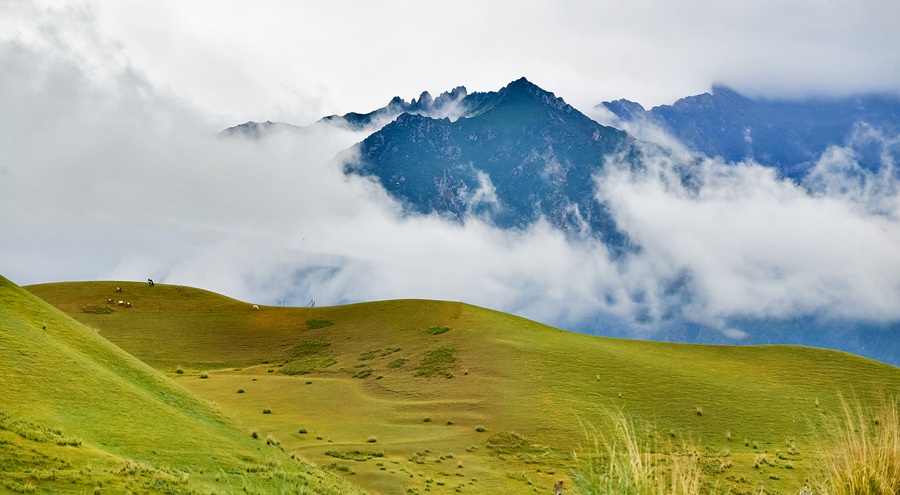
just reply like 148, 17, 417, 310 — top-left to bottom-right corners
82, 304, 113, 314
298, 427, 308, 434
423, 417, 432, 423
486, 431, 528, 455
352, 368, 372, 379
475, 426, 486, 433
811, 396, 900, 495
326, 450, 385, 461
199, 373, 209, 379
306, 319, 334, 330
283, 341, 336, 375
387, 357, 406, 368
262, 407, 272, 414
415, 346, 456, 377
426, 325, 450, 335
367, 436, 378, 443
358, 350, 378, 360
237, 388, 245, 394
175, 366, 184, 374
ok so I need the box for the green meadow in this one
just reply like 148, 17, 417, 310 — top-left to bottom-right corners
9, 278, 900, 494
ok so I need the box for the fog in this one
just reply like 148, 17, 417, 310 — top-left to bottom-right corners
2, 1, 899, 344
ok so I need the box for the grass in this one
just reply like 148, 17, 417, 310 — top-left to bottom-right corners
0, 275, 364, 495
573, 410, 703, 495
23, 279, 900, 495
811, 396, 900, 495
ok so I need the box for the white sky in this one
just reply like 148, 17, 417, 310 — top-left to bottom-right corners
1, 0, 899, 338
81, 0, 900, 124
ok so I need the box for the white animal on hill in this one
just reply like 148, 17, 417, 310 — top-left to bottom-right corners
118, 300, 125, 306
125, 302, 132, 308
252, 304, 260, 311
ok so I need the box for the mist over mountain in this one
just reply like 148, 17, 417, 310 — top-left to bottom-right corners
216, 78, 900, 366
600, 86, 900, 181
223, 86, 470, 138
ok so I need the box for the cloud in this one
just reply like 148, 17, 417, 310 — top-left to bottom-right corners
77, 0, 900, 120
597, 143, 900, 327
2, 1, 900, 347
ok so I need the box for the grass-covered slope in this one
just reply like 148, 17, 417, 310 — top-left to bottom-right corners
1, 275, 366, 495
26, 281, 900, 495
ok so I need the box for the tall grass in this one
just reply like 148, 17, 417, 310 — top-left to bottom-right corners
573, 410, 703, 495
813, 396, 900, 495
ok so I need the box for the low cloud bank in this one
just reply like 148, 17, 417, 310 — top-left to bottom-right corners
2, 5, 899, 348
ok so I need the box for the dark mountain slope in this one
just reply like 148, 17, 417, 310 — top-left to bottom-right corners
348, 77, 637, 246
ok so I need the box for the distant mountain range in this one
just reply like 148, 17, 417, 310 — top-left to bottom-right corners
222, 79, 900, 366
601, 85, 900, 180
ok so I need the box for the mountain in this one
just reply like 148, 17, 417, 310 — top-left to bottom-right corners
25, 280, 900, 495
222, 86, 469, 138
346, 77, 637, 246
600, 86, 900, 179
0, 275, 364, 494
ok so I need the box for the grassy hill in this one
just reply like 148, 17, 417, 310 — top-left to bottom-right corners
0, 275, 366, 495
24, 280, 900, 495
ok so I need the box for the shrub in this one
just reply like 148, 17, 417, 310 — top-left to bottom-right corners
423, 417, 432, 423
426, 325, 450, 335
306, 319, 334, 330
262, 407, 272, 414
475, 426, 486, 433
367, 436, 378, 443
82, 304, 113, 314
358, 350, 377, 360
352, 368, 372, 379
298, 428, 308, 434
199, 373, 208, 379
387, 358, 406, 368
175, 367, 184, 374
237, 389, 245, 394
415, 346, 456, 377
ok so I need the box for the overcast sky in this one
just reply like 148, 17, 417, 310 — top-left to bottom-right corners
2, 0, 899, 339
48, 0, 900, 125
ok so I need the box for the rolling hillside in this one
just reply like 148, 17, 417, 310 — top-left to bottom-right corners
24, 280, 900, 495
0, 275, 366, 495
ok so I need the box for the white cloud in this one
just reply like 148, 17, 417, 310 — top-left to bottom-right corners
71, 0, 900, 121
2, 1, 899, 346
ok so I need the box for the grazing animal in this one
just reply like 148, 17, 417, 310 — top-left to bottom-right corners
175, 285, 182, 290
125, 302, 132, 308
118, 300, 125, 306
148, 278, 154, 287
555, 480, 563, 495
107, 298, 113, 304
252, 304, 260, 311
116, 287, 123, 293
